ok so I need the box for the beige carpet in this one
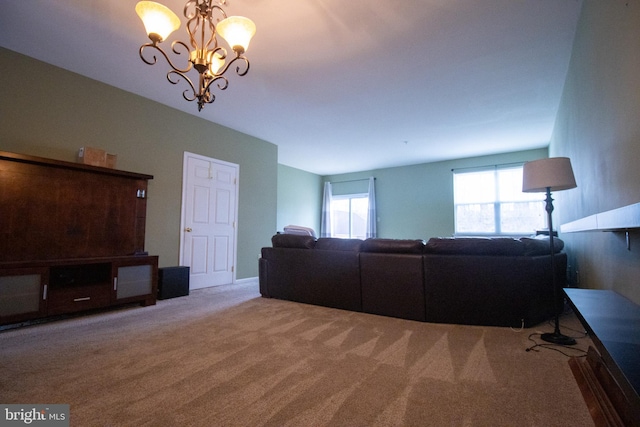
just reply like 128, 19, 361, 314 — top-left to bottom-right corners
1, 282, 594, 426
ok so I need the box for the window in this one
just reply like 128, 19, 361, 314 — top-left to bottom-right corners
321, 177, 377, 239
453, 164, 545, 235
331, 193, 368, 239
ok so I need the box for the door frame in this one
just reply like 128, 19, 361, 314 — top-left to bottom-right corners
179, 151, 239, 286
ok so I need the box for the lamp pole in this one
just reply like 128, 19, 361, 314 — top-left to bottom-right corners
541, 187, 576, 345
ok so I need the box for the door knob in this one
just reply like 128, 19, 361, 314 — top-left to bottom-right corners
185, 227, 192, 232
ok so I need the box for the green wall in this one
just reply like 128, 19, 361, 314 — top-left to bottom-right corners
0, 47, 277, 279
276, 165, 323, 233
278, 149, 547, 240
323, 149, 547, 239
550, 1, 640, 303
278, 148, 547, 239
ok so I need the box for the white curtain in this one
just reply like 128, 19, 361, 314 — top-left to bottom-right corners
320, 181, 333, 238
366, 177, 377, 239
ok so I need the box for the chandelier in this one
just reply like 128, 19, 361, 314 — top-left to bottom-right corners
136, 0, 256, 111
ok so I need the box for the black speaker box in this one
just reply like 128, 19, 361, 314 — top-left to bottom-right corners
158, 266, 190, 300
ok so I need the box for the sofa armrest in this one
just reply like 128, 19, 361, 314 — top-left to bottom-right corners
260, 247, 362, 312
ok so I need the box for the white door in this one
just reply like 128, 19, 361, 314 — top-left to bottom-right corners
180, 152, 238, 289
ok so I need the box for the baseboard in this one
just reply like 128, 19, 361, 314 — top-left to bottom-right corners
190, 277, 258, 291
235, 276, 258, 286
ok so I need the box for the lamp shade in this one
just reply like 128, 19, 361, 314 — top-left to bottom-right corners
208, 51, 225, 75
522, 157, 577, 192
216, 16, 256, 54
136, 1, 181, 42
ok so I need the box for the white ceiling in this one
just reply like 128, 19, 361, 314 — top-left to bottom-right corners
0, 0, 582, 175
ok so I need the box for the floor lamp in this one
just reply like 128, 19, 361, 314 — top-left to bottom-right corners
523, 157, 577, 345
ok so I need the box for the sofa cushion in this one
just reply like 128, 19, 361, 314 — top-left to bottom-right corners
424, 237, 526, 256
361, 238, 425, 254
315, 238, 362, 252
271, 233, 316, 249
520, 236, 564, 255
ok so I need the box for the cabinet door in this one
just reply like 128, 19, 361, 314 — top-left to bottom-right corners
112, 257, 158, 306
0, 267, 48, 324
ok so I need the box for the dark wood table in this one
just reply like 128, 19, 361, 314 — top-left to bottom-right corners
564, 288, 640, 426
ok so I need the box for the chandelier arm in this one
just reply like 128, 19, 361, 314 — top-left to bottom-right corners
203, 75, 229, 94
183, 0, 198, 20
169, 40, 194, 73
212, 46, 228, 62
185, 14, 200, 50
139, 43, 162, 66
205, 3, 228, 54
234, 57, 250, 77
207, 0, 228, 21
139, 42, 193, 74
184, 0, 228, 19
184, 7, 221, 54
216, 55, 250, 78
205, 12, 217, 50
167, 70, 198, 102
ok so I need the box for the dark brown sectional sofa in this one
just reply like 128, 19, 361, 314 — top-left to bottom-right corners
259, 234, 567, 328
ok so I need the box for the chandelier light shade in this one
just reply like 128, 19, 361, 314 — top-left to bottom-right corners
136, 0, 256, 111
135, 2, 181, 43
216, 16, 256, 54
522, 157, 578, 346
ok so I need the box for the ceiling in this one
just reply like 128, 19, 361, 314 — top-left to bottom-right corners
0, 0, 583, 175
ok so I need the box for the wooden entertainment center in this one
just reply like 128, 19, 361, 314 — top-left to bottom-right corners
0, 151, 158, 326
561, 206, 640, 426
565, 289, 640, 426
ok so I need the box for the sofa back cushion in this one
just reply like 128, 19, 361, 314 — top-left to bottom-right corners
519, 236, 564, 255
315, 238, 362, 252
424, 237, 526, 256
424, 236, 565, 256
271, 233, 316, 249
361, 238, 425, 254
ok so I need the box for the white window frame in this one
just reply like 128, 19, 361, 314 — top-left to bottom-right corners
453, 164, 546, 236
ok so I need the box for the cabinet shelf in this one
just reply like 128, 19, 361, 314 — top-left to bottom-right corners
561, 202, 640, 232
560, 202, 640, 250
0, 255, 158, 324
49, 263, 111, 289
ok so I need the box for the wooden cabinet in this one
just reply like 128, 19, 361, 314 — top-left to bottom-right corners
565, 289, 640, 426
0, 151, 158, 326
0, 151, 152, 261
